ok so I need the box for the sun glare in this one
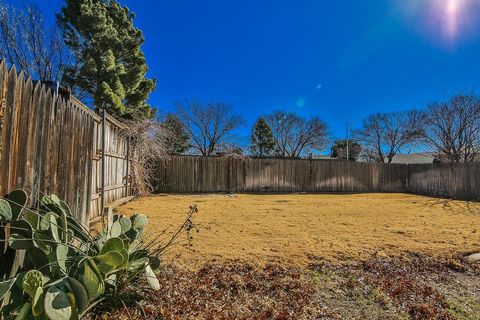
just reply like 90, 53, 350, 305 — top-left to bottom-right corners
445, 0, 463, 39
431, 0, 474, 42
399, 0, 479, 46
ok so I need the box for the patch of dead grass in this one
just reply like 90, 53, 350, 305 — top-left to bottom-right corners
116, 193, 480, 268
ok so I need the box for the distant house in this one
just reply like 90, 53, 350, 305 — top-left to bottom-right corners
310, 155, 336, 160
391, 153, 438, 164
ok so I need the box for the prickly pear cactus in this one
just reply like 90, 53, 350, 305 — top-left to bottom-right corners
44, 284, 73, 320
1, 190, 163, 320
22, 270, 44, 298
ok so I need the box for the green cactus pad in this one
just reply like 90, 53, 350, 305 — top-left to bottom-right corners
149, 256, 161, 270
100, 237, 124, 254
124, 228, 139, 242
32, 286, 45, 317
32, 232, 52, 252
23, 209, 39, 229
128, 239, 140, 253
40, 195, 55, 207
15, 302, 32, 320
77, 260, 104, 301
0, 198, 12, 222
40, 212, 56, 231
128, 257, 148, 273
25, 247, 50, 271
132, 214, 148, 230
56, 244, 69, 273
44, 285, 73, 320
118, 217, 132, 234
95, 251, 125, 274
59, 200, 72, 217
8, 233, 34, 250
119, 248, 129, 269
11, 219, 33, 238
7, 189, 28, 220
50, 194, 61, 205
22, 270, 44, 298
49, 214, 60, 242
66, 215, 91, 243
130, 249, 149, 260
109, 221, 122, 238
66, 277, 88, 314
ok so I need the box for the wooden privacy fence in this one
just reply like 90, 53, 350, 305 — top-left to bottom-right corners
408, 162, 480, 199
155, 156, 480, 200
0, 61, 132, 224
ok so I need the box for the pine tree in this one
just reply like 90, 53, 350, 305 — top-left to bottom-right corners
162, 114, 190, 154
330, 139, 361, 161
57, 0, 155, 119
250, 117, 276, 157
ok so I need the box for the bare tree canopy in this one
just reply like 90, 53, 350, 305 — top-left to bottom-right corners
121, 119, 168, 195
265, 111, 329, 157
353, 111, 424, 163
422, 94, 480, 162
175, 99, 244, 156
0, 3, 72, 82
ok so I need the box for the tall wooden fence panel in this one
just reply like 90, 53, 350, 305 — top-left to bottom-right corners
88, 106, 131, 217
155, 156, 478, 199
408, 163, 480, 199
0, 62, 132, 223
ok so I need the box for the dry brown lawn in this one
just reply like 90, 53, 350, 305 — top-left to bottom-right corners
116, 193, 480, 268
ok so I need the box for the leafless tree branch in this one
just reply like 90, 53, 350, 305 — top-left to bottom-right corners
175, 99, 244, 156
265, 111, 329, 157
353, 110, 425, 163
422, 94, 480, 162
0, 3, 74, 82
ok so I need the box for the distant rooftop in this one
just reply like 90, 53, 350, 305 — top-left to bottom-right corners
391, 153, 436, 164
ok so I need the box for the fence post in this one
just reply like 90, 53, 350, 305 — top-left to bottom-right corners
406, 164, 409, 192
100, 104, 106, 228
309, 154, 313, 192
125, 136, 130, 197
243, 159, 247, 192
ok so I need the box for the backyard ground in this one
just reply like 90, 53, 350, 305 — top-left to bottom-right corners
117, 193, 480, 268
109, 193, 480, 319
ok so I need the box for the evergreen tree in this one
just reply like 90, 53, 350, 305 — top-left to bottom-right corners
330, 139, 361, 161
250, 117, 276, 157
162, 114, 190, 154
57, 0, 155, 119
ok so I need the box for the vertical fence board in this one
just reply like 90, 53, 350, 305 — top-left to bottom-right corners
0, 62, 133, 223
156, 156, 480, 200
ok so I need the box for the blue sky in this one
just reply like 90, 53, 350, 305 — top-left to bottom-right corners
9, 0, 480, 143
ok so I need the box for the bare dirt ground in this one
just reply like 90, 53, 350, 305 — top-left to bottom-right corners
107, 193, 480, 320
117, 193, 480, 268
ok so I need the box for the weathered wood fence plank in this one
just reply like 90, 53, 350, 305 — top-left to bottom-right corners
0, 62, 132, 224
156, 156, 479, 200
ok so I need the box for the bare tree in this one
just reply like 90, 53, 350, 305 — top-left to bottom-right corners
175, 99, 243, 156
0, 3, 73, 82
353, 111, 424, 163
422, 94, 480, 162
265, 111, 329, 157
121, 119, 169, 195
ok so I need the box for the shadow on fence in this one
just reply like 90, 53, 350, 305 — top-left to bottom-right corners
155, 156, 480, 201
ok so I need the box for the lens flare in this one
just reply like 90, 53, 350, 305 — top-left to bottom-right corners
444, 0, 464, 40
398, 0, 480, 46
